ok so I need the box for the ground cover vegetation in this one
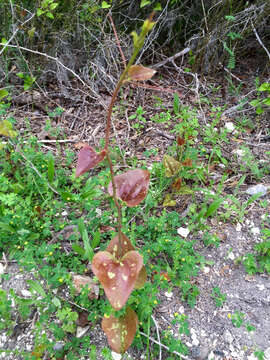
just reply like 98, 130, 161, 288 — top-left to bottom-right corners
0, 1, 270, 359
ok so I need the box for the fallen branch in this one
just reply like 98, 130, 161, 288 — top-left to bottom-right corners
152, 47, 190, 69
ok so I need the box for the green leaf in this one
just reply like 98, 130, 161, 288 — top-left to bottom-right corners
102, 1, 111, 8
258, 83, 270, 92
47, 155, 55, 183
27, 280, 47, 297
0, 222, 15, 233
262, 97, 270, 106
50, 3, 58, 10
52, 296, 61, 308
0, 89, 8, 100
91, 231, 101, 249
205, 198, 223, 218
78, 218, 94, 260
173, 93, 180, 115
250, 99, 260, 107
72, 243, 85, 257
0, 120, 17, 138
140, 0, 151, 7
46, 12, 54, 19
154, 2, 162, 10
36, 8, 44, 16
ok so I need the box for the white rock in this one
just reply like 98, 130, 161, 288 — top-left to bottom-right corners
251, 227, 260, 235
203, 266, 210, 274
0, 263, 5, 275
246, 184, 268, 197
165, 291, 173, 298
264, 347, 270, 360
257, 284, 265, 291
111, 351, 122, 360
228, 252, 235, 260
224, 329, 234, 344
61, 210, 68, 216
178, 305, 185, 314
96, 208, 102, 217
21, 289, 32, 297
236, 223, 242, 232
233, 149, 245, 157
76, 325, 90, 338
225, 122, 235, 132
247, 355, 258, 360
177, 227, 190, 238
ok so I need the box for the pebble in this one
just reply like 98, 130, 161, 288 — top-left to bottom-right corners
76, 325, 90, 338
203, 266, 210, 274
250, 227, 260, 235
177, 227, 190, 238
165, 291, 173, 298
53, 342, 65, 351
236, 223, 242, 232
264, 347, 270, 360
111, 351, 122, 360
246, 184, 268, 197
21, 289, 32, 297
0, 263, 5, 275
224, 122, 235, 132
224, 329, 234, 344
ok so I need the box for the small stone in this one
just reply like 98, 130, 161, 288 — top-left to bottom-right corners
61, 210, 68, 216
191, 345, 210, 360
0, 263, 5, 275
264, 347, 270, 360
257, 284, 265, 291
165, 291, 173, 298
233, 149, 245, 157
177, 227, 190, 238
111, 351, 122, 360
76, 325, 90, 338
53, 342, 65, 351
251, 227, 260, 235
224, 122, 235, 132
21, 289, 32, 297
72, 274, 99, 299
224, 329, 233, 344
246, 184, 268, 197
203, 266, 210, 274
236, 223, 242, 232
227, 252, 235, 261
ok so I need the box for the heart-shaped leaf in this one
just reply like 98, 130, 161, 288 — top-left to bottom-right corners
163, 155, 181, 177
106, 233, 135, 259
102, 307, 138, 354
75, 145, 106, 177
127, 65, 156, 82
108, 169, 150, 207
92, 250, 143, 310
106, 233, 147, 289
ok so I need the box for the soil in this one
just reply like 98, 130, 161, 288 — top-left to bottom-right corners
0, 59, 270, 360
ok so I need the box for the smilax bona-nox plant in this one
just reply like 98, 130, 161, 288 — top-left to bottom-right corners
74, 15, 156, 355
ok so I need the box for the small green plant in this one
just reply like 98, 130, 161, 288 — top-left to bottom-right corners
250, 81, 270, 114
37, 0, 59, 19
16, 72, 36, 91
211, 286, 227, 307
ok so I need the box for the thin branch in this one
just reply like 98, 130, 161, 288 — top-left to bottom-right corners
251, 21, 270, 61
0, 42, 106, 107
152, 47, 190, 69
107, 13, 126, 67
139, 331, 190, 359
151, 315, 162, 360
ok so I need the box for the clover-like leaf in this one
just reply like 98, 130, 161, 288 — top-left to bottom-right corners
163, 155, 181, 177
75, 145, 106, 177
127, 65, 156, 82
102, 307, 138, 354
108, 169, 150, 207
91, 250, 143, 310
0, 120, 17, 138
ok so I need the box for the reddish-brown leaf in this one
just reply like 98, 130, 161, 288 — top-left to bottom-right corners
177, 136, 185, 146
106, 233, 135, 259
75, 146, 106, 177
127, 65, 156, 82
108, 169, 150, 207
182, 158, 192, 167
91, 251, 143, 310
172, 178, 182, 191
102, 307, 138, 354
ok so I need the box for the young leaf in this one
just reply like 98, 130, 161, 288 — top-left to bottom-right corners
182, 158, 192, 167
47, 155, 55, 183
163, 155, 181, 177
0, 120, 17, 138
102, 307, 138, 354
0, 89, 8, 100
77, 218, 94, 260
91, 250, 143, 310
75, 145, 106, 177
172, 178, 182, 191
205, 198, 224, 218
127, 65, 156, 82
134, 266, 147, 289
102, 1, 111, 8
177, 136, 185, 146
163, 194, 176, 207
108, 169, 150, 207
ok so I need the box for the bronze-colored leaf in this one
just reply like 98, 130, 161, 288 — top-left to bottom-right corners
163, 155, 181, 177
106, 233, 135, 259
182, 158, 192, 167
172, 178, 182, 191
177, 136, 185, 146
134, 266, 147, 289
108, 169, 150, 207
127, 65, 156, 82
91, 251, 143, 310
163, 194, 176, 207
75, 145, 106, 177
102, 307, 138, 354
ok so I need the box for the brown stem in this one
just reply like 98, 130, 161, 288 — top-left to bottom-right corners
107, 13, 126, 67
106, 152, 123, 258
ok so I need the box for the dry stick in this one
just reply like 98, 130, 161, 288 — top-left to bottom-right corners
139, 331, 190, 359
0, 43, 106, 108
200, 0, 209, 33
152, 47, 190, 69
151, 315, 162, 360
251, 21, 270, 61
107, 12, 127, 67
